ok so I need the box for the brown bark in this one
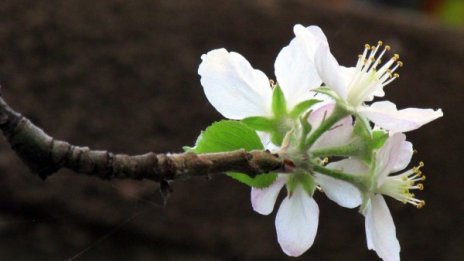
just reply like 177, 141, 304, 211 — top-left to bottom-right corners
0, 92, 283, 181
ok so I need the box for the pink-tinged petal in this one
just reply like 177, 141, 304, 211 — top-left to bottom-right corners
308, 102, 336, 129
326, 158, 369, 175
315, 43, 348, 99
313, 115, 353, 150
275, 186, 319, 257
375, 133, 406, 185
274, 25, 325, 109
365, 195, 400, 261
198, 48, 272, 119
307, 103, 353, 149
314, 174, 362, 208
358, 101, 443, 133
251, 174, 287, 215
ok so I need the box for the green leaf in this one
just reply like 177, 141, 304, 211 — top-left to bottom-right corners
289, 99, 321, 118
226, 172, 278, 188
371, 130, 388, 149
270, 130, 285, 146
191, 120, 263, 153
272, 85, 287, 118
242, 116, 275, 131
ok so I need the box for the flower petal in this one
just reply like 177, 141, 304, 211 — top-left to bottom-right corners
275, 186, 319, 257
198, 48, 272, 119
365, 195, 400, 261
375, 133, 407, 184
309, 103, 354, 150
326, 158, 369, 175
303, 25, 328, 44
358, 101, 443, 133
251, 174, 287, 215
314, 174, 362, 208
274, 25, 325, 109
307, 102, 336, 129
391, 140, 413, 173
315, 43, 348, 100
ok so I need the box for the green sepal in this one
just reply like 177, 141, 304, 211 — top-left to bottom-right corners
353, 116, 372, 140
371, 130, 389, 149
226, 172, 278, 188
242, 116, 275, 131
289, 99, 321, 119
299, 110, 313, 137
287, 171, 316, 196
190, 120, 263, 153
313, 86, 339, 100
272, 85, 287, 118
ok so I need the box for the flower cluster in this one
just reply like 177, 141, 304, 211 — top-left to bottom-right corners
197, 24, 442, 260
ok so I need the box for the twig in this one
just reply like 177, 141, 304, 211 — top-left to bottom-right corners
0, 91, 284, 182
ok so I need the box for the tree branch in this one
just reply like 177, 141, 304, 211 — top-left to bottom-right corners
0, 91, 284, 182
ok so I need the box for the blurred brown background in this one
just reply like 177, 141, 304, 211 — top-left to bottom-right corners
0, 0, 462, 260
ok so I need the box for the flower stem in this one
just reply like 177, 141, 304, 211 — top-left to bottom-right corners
305, 105, 349, 148
310, 138, 365, 158
312, 163, 365, 189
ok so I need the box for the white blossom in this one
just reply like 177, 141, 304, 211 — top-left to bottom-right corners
315, 40, 443, 132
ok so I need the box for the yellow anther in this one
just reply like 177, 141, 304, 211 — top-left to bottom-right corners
419, 161, 425, 168
393, 73, 399, 78
397, 61, 404, 67
416, 201, 425, 209
417, 183, 424, 190
378, 40, 383, 46
421, 175, 426, 181
365, 43, 370, 49
358, 54, 362, 58
371, 46, 376, 50
385, 45, 391, 51
393, 54, 400, 60
321, 157, 329, 165
269, 79, 275, 87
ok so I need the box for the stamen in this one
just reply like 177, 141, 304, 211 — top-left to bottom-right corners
378, 161, 426, 209
347, 41, 402, 106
